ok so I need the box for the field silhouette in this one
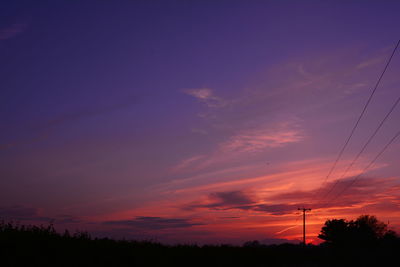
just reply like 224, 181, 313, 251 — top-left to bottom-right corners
1, 215, 399, 267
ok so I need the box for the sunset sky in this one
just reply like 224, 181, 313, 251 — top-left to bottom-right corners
1, 1, 400, 245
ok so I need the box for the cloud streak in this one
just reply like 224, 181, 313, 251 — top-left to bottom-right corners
182, 175, 400, 216
0, 206, 81, 224
0, 23, 27, 40
184, 190, 299, 215
219, 123, 304, 153
185, 191, 255, 210
0, 96, 139, 151
171, 119, 304, 173
103, 216, 203, 230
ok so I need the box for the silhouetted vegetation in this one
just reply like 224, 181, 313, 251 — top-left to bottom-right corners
1, 216, 400, 266
319, 215, 396, 247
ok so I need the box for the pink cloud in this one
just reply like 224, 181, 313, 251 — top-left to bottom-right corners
184, 88, 214, 100
170, 120, 304, 174
220, 125, 304, 153
183, 88, 227, 108
169, 155, 206, 172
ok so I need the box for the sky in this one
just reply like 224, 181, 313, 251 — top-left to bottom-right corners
1, 0, 400, 245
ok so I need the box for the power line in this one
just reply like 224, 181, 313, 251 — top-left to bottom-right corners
316, 94, 400, 203
311, 39, 400, 203
319, 129, 400, 209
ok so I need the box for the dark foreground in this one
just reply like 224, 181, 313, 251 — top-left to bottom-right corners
1, 222, 400, 267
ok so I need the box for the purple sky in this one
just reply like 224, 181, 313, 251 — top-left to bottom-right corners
1, 1, 400, 244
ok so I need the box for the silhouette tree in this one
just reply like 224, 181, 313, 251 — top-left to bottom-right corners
318, 215, 392, 247
318, 219, 349, 246
350, 215, 387, 245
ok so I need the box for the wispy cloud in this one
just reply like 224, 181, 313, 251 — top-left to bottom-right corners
171, 119, 304, 173
43, 96, 139, 129
55, 215, 82, 224
275, 225, 300, 235
0, 96, 138, 151
184, 190, 299, 216
219, 123, 304, 153
183, 88, 227, 108
170, 155, 206, 172
181, 174, 400, 217
103, 216, 203, 230
191, 128, 208, 135
356, 55, 386, 69
0, 205, 81, 224
185, 191, 255, 210
189, 48, 392, 130
0, 23, 27, 40
0, 134, 48, 151
209, 191, 255, 206
184, 88, 214, 100
266, 175, 400, 213
164, 159, 325, 195
0, 206, 39, 219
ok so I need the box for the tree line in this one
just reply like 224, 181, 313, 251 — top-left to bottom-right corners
1, 215, 399, 266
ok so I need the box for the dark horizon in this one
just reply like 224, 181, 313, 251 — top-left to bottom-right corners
2, 215, 399, 267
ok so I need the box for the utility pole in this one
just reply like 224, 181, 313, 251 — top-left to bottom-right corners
298, 208, 311, 245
